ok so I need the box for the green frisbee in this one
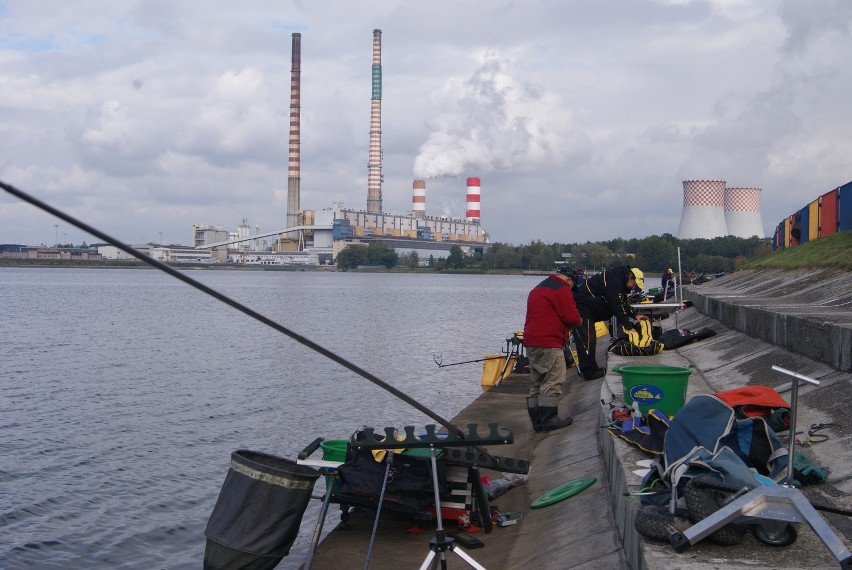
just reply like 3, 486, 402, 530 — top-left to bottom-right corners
530, 476, 596, 509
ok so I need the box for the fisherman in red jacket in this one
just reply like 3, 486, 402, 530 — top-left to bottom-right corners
523, 266, 583, 432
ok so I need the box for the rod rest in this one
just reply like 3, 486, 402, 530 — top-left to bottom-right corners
443, 448, 529, 474
352, 423, 513, 449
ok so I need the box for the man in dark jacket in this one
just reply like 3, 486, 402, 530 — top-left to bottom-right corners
662, 268, 674, 290
572, 266, 648, 380
523, 266, 583, 432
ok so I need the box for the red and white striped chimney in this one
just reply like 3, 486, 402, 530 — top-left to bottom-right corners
412, 180, 426, 216
286, 33, 301, 230
465, 177, 481, 222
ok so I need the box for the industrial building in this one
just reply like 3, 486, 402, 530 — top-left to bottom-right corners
192, 29, 490, 267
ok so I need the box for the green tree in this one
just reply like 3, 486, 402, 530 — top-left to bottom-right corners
335, 244, 368, 269
636, 236, 676, 272
444, 245, 467, 269
572, 242, 612, 271
401, 251, 420, 269
366, 242, 398, 268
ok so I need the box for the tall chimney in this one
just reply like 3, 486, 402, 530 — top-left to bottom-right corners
366, 29, 383, 214
286, 33, 301, 229
412, 180, 426, 216
465, 177, 481, 222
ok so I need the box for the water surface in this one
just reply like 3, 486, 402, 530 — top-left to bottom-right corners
0, 268, 535, 568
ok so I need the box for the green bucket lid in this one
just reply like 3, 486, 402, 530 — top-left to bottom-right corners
531, 477, 596, 509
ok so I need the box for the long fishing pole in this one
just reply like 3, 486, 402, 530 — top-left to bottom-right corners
434, 354, 505, 368
0, 180, 465, 437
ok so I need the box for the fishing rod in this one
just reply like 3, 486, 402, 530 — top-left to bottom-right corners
433, 354, 505, 368
0, 180, 465, 438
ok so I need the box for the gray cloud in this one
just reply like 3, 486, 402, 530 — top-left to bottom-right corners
1, 0, 851, 246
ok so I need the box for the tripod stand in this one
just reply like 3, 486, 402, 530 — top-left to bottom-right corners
419, 446, 486, 570
346, 423, 523, 570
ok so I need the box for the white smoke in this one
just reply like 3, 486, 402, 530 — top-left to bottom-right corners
412, 50, 570, 180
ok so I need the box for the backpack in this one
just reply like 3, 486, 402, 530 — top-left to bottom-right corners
335, 432, 445, 517
607, 320, 664, 356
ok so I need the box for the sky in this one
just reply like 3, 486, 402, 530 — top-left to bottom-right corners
1, 0, 851, 248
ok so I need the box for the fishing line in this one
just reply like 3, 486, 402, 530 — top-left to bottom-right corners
1, 180, 464, 437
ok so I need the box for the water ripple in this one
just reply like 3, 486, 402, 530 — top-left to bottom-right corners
0, 268, 531, 568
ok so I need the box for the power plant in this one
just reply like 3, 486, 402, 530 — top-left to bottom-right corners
677, 180, 764, 239
190, 29, 489, 265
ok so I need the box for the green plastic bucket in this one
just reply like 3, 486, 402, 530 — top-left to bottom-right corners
319, 439, 348, 494
320, 439, 348, 463
612, 365, 691, 417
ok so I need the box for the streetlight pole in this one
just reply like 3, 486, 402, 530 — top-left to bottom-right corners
54, 224, 59, 247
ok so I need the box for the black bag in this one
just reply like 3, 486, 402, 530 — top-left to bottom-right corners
335, 438, 444, 516
659, 327, 717, 350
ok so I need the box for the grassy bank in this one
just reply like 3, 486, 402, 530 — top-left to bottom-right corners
745, 231, 852, 270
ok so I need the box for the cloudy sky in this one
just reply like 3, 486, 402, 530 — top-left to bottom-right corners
1, 0, 850, 247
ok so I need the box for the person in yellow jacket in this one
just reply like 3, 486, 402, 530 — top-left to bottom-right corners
572, 266, 649, 380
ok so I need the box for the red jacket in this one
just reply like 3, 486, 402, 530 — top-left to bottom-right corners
523, 275, 582, 348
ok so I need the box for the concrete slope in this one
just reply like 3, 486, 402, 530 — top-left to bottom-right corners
684, 269, 852, 370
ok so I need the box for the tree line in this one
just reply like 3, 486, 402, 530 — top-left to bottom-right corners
335, 234, 773, 274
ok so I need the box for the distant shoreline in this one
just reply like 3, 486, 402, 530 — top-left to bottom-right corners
0, 259, 530, 275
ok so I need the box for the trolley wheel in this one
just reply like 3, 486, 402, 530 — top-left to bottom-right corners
683, 477, 748, 546
754, 522, 798, 547
634, 505, 692, 542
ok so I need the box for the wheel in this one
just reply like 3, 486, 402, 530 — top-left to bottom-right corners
683, 477, 748, 545
754, 522, 798, 547
634, 505, 692, 542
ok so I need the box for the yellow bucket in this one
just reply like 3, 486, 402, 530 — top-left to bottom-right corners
481, 354, 516, 391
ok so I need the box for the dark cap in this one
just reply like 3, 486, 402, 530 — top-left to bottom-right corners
557, 266, 578, 282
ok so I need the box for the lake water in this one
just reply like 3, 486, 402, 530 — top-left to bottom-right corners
0, 267, 537, 569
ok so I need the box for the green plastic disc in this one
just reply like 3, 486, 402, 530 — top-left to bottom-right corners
530, 477, 596, 509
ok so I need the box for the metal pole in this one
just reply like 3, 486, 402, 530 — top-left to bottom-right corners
771, 365, 821, 486
676, 246, 683, 328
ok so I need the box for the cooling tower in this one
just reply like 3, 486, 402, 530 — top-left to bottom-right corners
724, 187, 764, 238
677, 180, 728, 239
366, 29, 383, 214
412, 180, 426, 216
286, 33, 301, 229
465, 177, 481, 222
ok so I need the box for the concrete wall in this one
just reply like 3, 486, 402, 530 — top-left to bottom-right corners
683, 269, 852, 371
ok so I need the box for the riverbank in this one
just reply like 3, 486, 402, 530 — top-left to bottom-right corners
301, 271, 852, 569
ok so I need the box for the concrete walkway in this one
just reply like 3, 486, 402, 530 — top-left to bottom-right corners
302, 271, 852, 569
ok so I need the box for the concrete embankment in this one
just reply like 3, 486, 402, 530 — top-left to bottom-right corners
683, 268, 852, 371
304, 270, 851, 569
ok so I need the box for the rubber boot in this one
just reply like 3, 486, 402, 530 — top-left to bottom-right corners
526, 397, 543, 432
539, 406, 573, 431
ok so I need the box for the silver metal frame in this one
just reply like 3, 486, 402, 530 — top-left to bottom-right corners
669, 366, 851, 568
